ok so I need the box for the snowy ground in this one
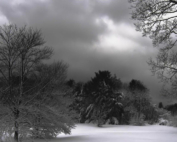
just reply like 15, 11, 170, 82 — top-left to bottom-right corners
35, 124, 177, 142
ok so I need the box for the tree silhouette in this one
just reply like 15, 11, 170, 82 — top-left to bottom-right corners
81, 70, 123, 126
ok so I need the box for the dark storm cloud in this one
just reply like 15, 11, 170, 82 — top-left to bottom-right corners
0, 0, 165, 103
93, 0, 131, 23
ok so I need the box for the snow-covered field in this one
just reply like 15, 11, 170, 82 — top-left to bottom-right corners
35, 124, 177, 142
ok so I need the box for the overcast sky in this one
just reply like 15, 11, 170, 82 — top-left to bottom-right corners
0, 0, 173, 104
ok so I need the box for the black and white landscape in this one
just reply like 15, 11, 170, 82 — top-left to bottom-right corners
0, 0, 177, 142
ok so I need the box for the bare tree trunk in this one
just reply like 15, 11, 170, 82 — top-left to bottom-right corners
97, 109, 103, 127
14, 54, 25, 142
118, 110, 123, 124
138, 99, 141, 121
14, 109, 19, 142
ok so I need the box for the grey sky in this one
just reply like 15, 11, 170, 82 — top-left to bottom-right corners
0, 0, 171, 103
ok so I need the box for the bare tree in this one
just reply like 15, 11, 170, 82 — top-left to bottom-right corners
0, 24, 74, 142
17, 61, 75, 140
129, 0, 177, 49
129, 0, 177, 97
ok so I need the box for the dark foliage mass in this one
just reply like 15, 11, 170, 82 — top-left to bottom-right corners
68, 71, 158, 126
68, 71, 123, 126
83, 71, 123, 126
129, 80, 148, 92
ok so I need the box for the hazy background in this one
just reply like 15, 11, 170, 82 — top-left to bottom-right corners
0, 0, 173, 104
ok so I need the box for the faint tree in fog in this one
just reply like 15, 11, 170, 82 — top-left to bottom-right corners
124, 79, 152, 124
159, 102, 164, 109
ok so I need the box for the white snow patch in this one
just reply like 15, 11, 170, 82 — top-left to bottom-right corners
27, 124, 177, 142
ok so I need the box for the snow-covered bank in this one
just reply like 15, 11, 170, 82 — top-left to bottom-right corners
36, 124, 177, 142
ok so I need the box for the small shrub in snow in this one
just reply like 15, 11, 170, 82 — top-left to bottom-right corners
159, 118, 168, 125
156, 108, 177, 127
168, 115, 177, 127
105, 117, 119, 125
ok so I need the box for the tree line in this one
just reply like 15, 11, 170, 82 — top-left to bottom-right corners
67, 70, 159, 127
